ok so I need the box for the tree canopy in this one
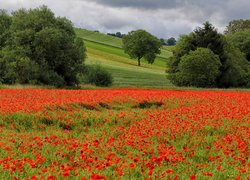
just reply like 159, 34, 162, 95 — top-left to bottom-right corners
0, 10, 12, 50
167, 37, 176, 46
227, 29, 250, 61
122, 29, 161, 66
0, 6, 86, 87
167, 22, 250, 88
225, 19, 250, 35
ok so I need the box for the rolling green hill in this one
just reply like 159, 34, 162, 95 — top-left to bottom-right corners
75, 28, 174, 88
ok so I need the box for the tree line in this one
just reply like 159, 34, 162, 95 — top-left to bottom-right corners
1, 6, 249, 88
106, 31, 176, 46
107, 32, 125, 38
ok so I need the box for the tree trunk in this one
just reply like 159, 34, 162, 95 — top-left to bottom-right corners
138, 57, 141, 66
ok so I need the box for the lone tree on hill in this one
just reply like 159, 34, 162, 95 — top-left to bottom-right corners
122, 29, 161, 66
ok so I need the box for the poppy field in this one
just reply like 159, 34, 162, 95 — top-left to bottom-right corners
0, 89, 249, 179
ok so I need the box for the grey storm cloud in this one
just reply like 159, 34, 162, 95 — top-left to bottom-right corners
90, 0, 181, 9
1, 0, 250, 39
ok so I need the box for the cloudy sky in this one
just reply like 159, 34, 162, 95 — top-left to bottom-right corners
1, 0, 250, 38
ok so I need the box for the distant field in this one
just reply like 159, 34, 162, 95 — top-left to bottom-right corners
75, 28, 174, 88
75, 28, 123, 48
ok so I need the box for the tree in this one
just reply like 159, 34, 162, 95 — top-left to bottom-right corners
176, 48, 221, 87
227, 29, 250, 61
122, 29, 161, 66
194, 22, 226, 57
107, 32, 125, 38
224, 19, 250, 34
167, 21, 250, 88
167, 33, 198, 80
160, 38, 167, 45
167, 37, 176, 46
83, 64, 113, 87
0, 6, 86, 86
115, 32, 122, 38
219, 44, 250, 87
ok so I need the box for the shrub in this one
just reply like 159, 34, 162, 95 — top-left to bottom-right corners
175, 48, 221, 87
47, 71, 66, 88
83, 65, 113, 87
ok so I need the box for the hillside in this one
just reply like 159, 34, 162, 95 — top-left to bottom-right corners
75, 28, 174, 88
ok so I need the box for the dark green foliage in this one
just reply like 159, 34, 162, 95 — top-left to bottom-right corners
39, 118, 54, 126
99, 102, 110, 109
168, 22, 250, 88
15, 56, 39, 84
122, 29, 161, 66
160, 38, 167, 45
176, 48, 221, 87
0, 48, 40, 84
0, 10, 12, 50
107, 32, 125, 38
136, 101, 163, 109
59, 122, 74, 131
168, 33, 197, 76
82, 64, 113, 87
218, 45, 250, 87
227, 29, 250, 61
194, 22, 226, 58
78, 103, 98, 111
167, 37, 176, 46
0, 6, 86, 86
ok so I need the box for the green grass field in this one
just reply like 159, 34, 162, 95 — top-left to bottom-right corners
75, 28, 174, 88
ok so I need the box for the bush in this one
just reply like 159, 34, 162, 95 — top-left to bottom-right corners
15, 57, 40, 84
47, 72, 65, 88
83, 65, 113, 87
174, 48, 221, 87
36, 64, 66, 88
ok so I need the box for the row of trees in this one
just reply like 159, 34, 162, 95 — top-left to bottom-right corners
0, 6, 113, 87
160, 37, 176, 46
106, 32, 176, 46
107, 32, 125, 38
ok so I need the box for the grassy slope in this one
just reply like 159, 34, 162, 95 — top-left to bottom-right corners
75, 28, 173, 88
